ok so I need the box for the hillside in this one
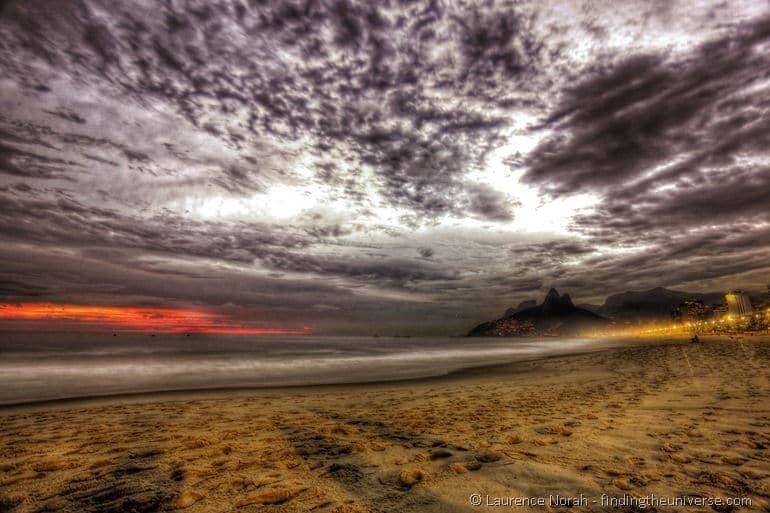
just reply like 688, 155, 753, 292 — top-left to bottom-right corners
469, 288, 608, 337
598, 287, 725, 321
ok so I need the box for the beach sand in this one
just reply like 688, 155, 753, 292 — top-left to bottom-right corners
1, 336, 769, 512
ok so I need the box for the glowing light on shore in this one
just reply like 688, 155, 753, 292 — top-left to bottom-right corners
0, 303, 310, 335
608, 309, 770, 338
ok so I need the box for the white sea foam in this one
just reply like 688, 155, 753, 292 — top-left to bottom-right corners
0, 334, 634, 405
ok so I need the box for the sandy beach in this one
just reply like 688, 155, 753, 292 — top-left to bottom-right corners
1, 336, 769, 513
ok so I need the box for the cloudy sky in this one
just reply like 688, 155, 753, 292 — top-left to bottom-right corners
0, 0, 769, 335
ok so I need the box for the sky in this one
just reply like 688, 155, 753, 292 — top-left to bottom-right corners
0, 0, 769, 335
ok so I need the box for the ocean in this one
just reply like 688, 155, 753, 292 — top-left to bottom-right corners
0, 333, 635, 405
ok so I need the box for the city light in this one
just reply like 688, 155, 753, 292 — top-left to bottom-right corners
603, 291, 770, 338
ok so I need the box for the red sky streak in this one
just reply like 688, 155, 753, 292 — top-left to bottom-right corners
0, 303, 310, 335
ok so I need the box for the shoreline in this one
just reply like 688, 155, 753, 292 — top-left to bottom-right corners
2, 335, 768, 513
0, 335, 686, 413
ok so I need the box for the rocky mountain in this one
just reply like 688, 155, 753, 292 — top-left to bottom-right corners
469, 288, 608, 337
597, 287, 725, 322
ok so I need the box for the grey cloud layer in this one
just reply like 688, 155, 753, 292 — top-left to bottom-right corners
1, 0, 554, 217
0, 1, 769, 333
523, 17, 770, 230
518, 14, 770, 301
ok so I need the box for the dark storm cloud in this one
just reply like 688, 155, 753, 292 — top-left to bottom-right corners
556, 226, 770, 301
522, 16, 770, 195
513, 14, 770, 303
212, 164, 268, 195
262, 251, 457, 286
573, 165, 770, 245
0, 241, 469, 334
418, 247, 434, 259
0, 143, 80, 179
123, 149, 151, 163
510, 239, 593, 257
0, 242, 353, 324
463, 182, 517, 221
0, 0, 551, 218
0, 0, 768, 334
0, 188, 455, 291
0, 187, 305, 264
0, 112, 285, 204
0, 279, 46, 298
43, 108, 87, 124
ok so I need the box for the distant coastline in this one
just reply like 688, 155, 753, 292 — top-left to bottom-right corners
0, 335, 672, 407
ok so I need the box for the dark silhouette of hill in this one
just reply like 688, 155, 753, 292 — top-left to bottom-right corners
596, 287, 725, 321
469, 288, 608, 337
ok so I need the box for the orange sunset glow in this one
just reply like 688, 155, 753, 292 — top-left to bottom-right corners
0, 303, 310, 335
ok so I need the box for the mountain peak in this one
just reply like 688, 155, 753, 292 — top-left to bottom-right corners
544, 288, 561, 306
469, 287, 607, 337
543, 288, 574, 309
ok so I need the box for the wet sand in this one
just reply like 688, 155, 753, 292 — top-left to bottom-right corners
1, 336, 769, 512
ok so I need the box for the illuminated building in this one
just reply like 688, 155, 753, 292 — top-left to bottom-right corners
673, 299, 712, 322
725, 291, 753, 316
